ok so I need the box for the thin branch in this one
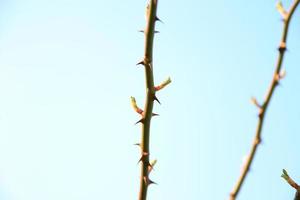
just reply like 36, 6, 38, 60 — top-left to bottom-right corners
229, 1, 300, 199
133, 1, 167, 200
281, 169, 300, 200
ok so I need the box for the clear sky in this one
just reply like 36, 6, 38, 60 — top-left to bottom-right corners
0, 0, 300, 199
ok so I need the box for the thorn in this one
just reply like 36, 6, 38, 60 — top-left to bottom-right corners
135, 118, 145, 125
134, 143, 141, 147
136, 60, 145, 66
155, 16, 164, 23
144, 176, 157, 186
138, 152, 149, 164
152, 113, 159, 117
148, 179, 157, 185
153, 95, 161, 104
138, 30, 145, 33
154, 30, 160, 34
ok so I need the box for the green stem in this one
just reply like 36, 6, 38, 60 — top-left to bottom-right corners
139, 1, 159, 200
229, 1, 300, 199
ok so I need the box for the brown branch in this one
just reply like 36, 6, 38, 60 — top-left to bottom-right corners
282, 169, 300, 190
281, 169, 300, 200
229, 1, 300, 199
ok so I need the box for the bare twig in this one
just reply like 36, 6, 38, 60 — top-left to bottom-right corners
229, 1, 300, 199
281, 169, 300, 200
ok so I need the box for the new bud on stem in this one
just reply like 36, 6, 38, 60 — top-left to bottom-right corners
154, 77, 172, 91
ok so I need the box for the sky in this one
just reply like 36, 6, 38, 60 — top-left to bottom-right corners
0, 0, 300, 199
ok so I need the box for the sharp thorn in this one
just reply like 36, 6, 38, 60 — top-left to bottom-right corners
134, 143, 141, 147
137, 152, 149, 164
148, 179, 157, 185
153, 95, 161, 104
138, 30, 145, 33
154, 30, 160, 34
144, 176, 157, 186
152, 113, 159, 117
135, 118, 145, 125
138, 157, 143, 164
136, 61, 145, 66
155, 16, 163, 23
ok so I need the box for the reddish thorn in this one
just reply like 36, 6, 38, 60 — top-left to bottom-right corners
138, 152, 149, 164
135, 118, 145, 125
136, 61, 145, 66
143, 176, 157, 186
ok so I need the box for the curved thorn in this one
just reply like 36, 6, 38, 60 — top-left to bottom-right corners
144, 176, 157, 186
138, 152, 149, 164
155, 16, 164, 23
135, 118, 145, 125
136, 61, 145, 66
153, 95, 161, 104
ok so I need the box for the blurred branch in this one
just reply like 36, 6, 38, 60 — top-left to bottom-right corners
229, 1, 300, 199
281, 169, 300, 200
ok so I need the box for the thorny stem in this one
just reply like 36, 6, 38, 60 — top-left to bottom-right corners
139, 1, 159, 200
229, 1, 300, 199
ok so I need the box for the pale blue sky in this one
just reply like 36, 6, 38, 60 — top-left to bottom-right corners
0, 0, 300, 199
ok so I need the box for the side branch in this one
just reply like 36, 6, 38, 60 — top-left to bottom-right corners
281, 169, 300, 200
229, 1, 300, 199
